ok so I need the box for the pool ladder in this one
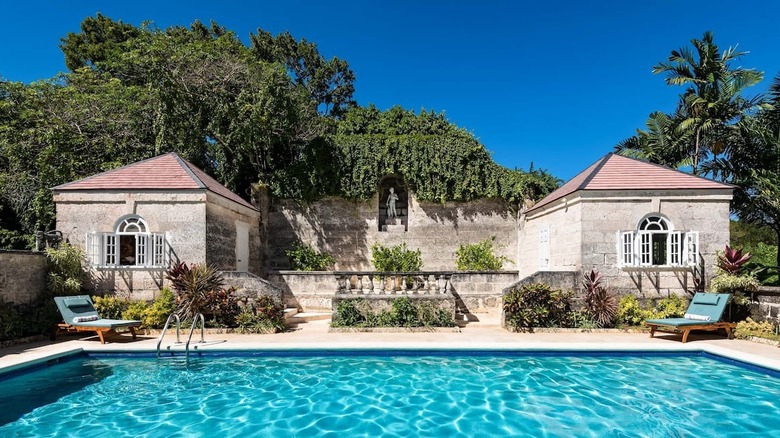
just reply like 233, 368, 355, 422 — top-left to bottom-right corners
156, 313, 206, 359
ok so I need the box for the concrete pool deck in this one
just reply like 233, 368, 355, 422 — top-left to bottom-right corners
2, 320, 780, 375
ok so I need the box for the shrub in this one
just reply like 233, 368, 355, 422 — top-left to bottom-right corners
121, 288, 177, 328
616, 295, 649, 326
143, 287, 177, 328
122, 300, 149, 323
582, 270, 618, 328
734, 318, 779, 341
45, 242, 84, 296
235, 296, 286, 334
371, 243, 422, 272
332, 299, 366, 327
285, 241, 335, 271
649, 295, 687, 319
502, 283, 572, 332
331, 297, 455, 328
92, 295, 129, 320
0, 300, 25, 341
391, 297, 418, 327
569, 310, 598, 330
710, 273, 760, 295
455, 237, 510, 271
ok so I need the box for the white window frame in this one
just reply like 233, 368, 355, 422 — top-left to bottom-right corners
85, 215, 168, 269
539, 225, 550, 269
617, 215, 699, 269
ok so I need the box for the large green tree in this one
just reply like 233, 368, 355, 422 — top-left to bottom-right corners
0, 15, 559, 250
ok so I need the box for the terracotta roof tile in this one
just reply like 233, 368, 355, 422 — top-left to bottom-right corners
53, 153, 256, 210
527, 153, 732, 213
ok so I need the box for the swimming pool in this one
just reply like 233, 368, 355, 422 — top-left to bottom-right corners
1, 351, 779, 436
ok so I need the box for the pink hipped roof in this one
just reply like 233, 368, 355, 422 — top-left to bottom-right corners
527, 153, 732, 213
53, 152, 256, 210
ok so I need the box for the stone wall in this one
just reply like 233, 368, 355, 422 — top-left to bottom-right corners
751, 287, 780, 323
0, 250, 47, 304
267, 270, 517, 324
205, 193, 262, 274
267, 271, 340, 311
518, 202, 582, 278
266, 194, 518, 271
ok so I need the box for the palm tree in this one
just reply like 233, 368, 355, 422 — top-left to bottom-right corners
615, 110, 690, 169
651, 31, 764, 175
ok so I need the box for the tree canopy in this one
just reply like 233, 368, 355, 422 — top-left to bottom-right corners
0, 15, 558, 249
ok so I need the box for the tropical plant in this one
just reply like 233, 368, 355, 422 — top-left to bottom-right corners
165, 262, 226, 320
502, 283, 572, 332
285, 241, 335, 271
717, 245, 752, 274
581, 270, 618, 328
371, 242, 422, 272
455, 237, 511, 271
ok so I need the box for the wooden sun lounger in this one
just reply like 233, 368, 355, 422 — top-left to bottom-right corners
54, 295, 141, 344
645, 293, 735, 343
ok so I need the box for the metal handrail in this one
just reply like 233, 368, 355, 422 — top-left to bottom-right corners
156, 313, 182, 357
185, 313, 205, 359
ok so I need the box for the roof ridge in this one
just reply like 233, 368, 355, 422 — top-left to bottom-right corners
578, 153, 612, 190
609, 153, 737, 188
171, 153, 207, 189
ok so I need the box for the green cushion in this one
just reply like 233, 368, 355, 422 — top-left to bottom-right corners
64, 298, 92, 308
692, 294, 720, 305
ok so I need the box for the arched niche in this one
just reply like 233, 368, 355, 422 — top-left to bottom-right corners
378, 175, 408, 232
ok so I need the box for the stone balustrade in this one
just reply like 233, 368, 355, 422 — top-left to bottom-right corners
334, 271, 453, 295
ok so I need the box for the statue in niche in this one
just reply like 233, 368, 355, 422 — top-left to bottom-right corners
386, 187, 399, 218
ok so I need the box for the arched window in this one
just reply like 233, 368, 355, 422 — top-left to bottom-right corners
85, 215, 167, 269
116, 217, 148, 234
618, 215, 698, 268
638, 216, 672, 265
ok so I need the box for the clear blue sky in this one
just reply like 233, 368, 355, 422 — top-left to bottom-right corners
2, 1, 780, 181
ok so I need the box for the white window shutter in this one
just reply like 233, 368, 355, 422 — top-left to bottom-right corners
684, 231, 699, 266
136, 234, 148, 266
85, 232, 102, 267
539, 226, 550, 269
668, 231, 682, 266
618, 231, 635, 267
639, 232, 651, 266
152, 233, 166, 267
103, 233, 117, 266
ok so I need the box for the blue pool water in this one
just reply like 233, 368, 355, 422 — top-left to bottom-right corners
1, 351, 779, 437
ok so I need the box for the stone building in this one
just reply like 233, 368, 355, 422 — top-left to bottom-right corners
52, 151, 732, 303
53, 153, 261, 299
518, 153, 732, 297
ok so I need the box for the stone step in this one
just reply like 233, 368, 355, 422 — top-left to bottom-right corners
283, 308, 299, 320
286, 312, 332, 324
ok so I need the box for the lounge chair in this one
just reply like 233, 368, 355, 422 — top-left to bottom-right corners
645, 293, 735, 343
53, 295, 141, 344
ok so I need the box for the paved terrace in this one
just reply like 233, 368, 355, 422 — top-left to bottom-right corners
3, 321, 780, 375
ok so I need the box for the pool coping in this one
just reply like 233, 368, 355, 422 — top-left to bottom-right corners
3, 340, 780, 377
